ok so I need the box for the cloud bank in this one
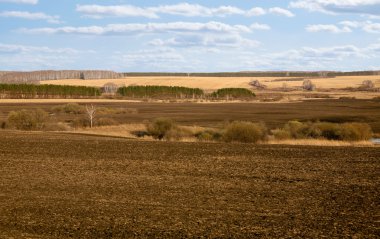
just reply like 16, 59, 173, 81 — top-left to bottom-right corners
76, 3, 295, 19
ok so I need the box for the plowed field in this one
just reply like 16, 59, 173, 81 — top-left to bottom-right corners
0, 131, 379, 238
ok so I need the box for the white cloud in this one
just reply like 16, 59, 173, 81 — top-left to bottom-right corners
76, 3, 293, 18
149, 34, 260, 48
0, 11, 61, 23
19, 21, 252, 35
290, 0, 380, 17
269, 7, 295, 17
0, 43, 79, 54
340, 20, 380, 33
363, 22, 380, 33
150, 3, 246, 17
113, 48, 192, 71
306, 24, 352, 33
76, 5, 159, 19
250, 23, 271, 30
307, 21, 380, 34
238, 43, 378, 71
0, 43, 88, 70
339, 20, 362, 28
299, 45, 363, 59
0, 0, 37, 4
246, 7, 266, 16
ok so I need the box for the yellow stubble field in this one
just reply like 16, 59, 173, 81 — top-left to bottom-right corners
41, 75, 380, 90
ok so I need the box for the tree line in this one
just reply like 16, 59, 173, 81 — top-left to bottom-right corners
117, 85, 204, 99
0, 83, 256, 99
0, 70, 122, 83
210, 88, 255, 99
0, 84, 101, 99
117, 85, 256, 100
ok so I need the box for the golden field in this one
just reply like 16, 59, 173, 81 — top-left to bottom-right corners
41, 75, 380, 91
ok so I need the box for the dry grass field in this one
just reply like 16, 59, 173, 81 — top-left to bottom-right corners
41, 75, 380, 91
73, 123, 147, 139
0, 131, 379, 238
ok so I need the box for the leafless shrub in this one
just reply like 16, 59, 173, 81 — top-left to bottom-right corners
361, 80, 375, 90
102, 82, 119, 94
249, 80, 267, 89
302, 79, 316, 91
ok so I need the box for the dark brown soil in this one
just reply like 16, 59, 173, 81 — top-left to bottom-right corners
0, 131, 379, 238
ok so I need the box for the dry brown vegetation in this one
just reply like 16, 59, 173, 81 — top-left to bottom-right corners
1, 99, 379, 132
267, 139, 375, 147
0, 131, 378, 238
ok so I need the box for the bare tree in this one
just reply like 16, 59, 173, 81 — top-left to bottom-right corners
362, 80, 374, 89
302, 79, 316, 91
249, 80, 267, 89
102, 82, 119, 94
282, 83, 288, 91
86, 104, 96, 128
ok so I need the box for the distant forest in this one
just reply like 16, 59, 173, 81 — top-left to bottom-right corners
0, 70, 379, 83
0, 70, 122, 83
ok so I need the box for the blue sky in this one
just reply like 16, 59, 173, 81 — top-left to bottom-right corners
0, 0, 380, 72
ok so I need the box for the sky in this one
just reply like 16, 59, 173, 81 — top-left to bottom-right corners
0, 0, 380, 72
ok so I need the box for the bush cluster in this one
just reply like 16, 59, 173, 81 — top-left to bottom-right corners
146, 118, 177, 140
52, 103, 84, 114
222, 121, 267, 143
7, 109, 48, 130
145, 119, 267, 143
195, 130, 222, 142
273, 121, 372, 141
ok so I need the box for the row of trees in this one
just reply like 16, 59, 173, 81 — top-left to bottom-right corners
117, 85, 205, 99
0, 83, 256, 100
0, 84, 101, 98
210, 88, 255, 99
117, 85, 257, 100
0, 70, 122, 83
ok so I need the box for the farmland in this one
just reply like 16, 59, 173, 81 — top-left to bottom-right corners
38, 75, 380, 101
1, 73, 380, 238
1, 99, 380, 133
41, 75, 380, 90
0, 131, 378, 238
